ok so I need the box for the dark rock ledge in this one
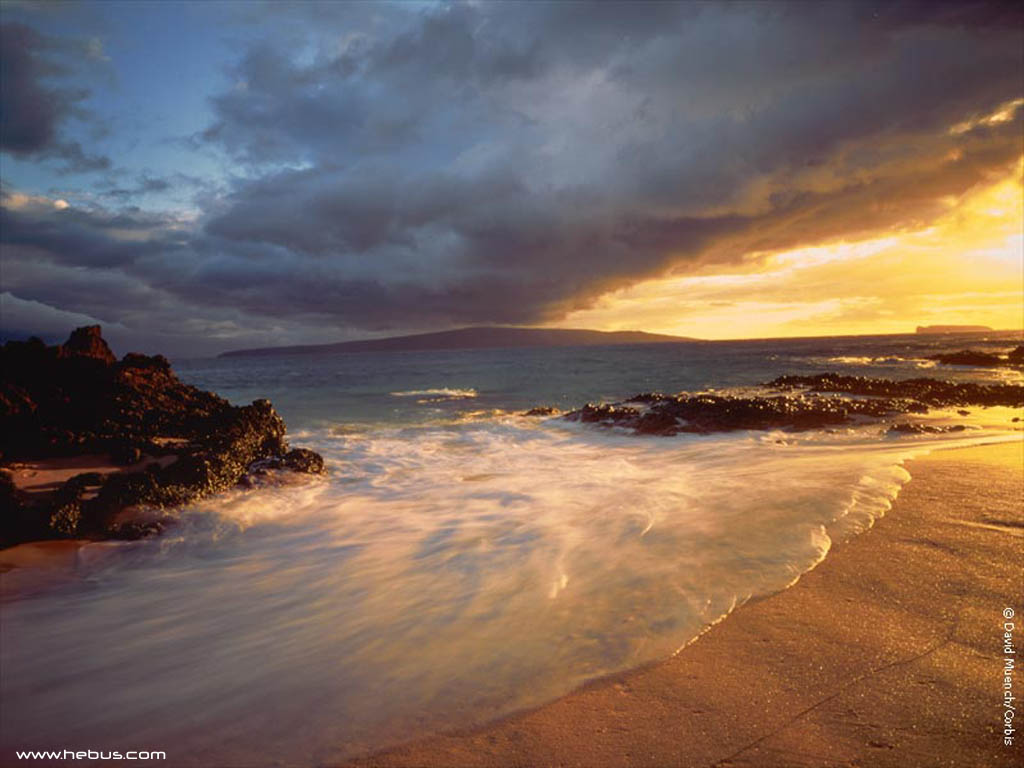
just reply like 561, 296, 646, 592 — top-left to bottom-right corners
767, 374, 1023, 407
0, 326, 324, 547
925, 345, 1024, 368
561, 374, 1023, 436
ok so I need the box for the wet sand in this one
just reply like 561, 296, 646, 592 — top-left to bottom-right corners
4, 452, 179, 499
346, 440, 1023, 768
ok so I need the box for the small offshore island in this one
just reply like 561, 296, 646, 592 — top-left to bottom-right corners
0, 326, 324, 548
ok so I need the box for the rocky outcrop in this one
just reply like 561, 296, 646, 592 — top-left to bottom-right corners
1, 327, 324, 547
523, 406, 559, 417
245, 447, 326, 477
560, 374, 1023, 437
58, 324, 117, 364
767, 374, 1024, 407
1, 335, 230, 461
925, 346, 1024, 368
565, 392, 924, 436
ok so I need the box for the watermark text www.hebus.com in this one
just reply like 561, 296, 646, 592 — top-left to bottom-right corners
1004, 607, 1017, 747
15, 750, 166, 761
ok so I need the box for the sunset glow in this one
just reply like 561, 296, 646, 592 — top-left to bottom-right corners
557, 161, 1024, 339
3, 5, 1024, 767
1, 2, 1022, 354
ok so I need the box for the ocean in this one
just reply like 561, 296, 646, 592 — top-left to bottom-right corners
2, 331, 1021, 766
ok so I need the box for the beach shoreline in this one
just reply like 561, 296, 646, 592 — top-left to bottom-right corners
344, 439, 1023, 768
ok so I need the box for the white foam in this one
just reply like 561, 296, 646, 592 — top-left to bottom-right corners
826, 355, 910, 364
389, 387, 478, 399
2, 416, 1018, 765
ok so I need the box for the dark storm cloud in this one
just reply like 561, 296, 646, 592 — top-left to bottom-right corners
0, 23, 61, 154
858, 0, 1024, 28
0, 22, 111, 172
3, 1, 1023, 352
185, 1, 1023, 331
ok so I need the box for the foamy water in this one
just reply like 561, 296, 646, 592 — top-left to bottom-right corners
2, 333, 1021, 765
389, 387, 478, 399
2, 409, 1018, 766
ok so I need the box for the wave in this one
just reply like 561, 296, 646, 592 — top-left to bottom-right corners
2, 408, 1017, 765
827, 355, 909, 364
389, 387, 478, 399
823, 355, 1021, 379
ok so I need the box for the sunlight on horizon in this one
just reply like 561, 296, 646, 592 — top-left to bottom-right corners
555, 161, 1024, 340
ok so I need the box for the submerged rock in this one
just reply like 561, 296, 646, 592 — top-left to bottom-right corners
0, 327, 325, 547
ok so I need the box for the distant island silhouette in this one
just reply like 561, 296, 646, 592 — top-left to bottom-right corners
220, 326, 700, 358
916, 325, 993, 334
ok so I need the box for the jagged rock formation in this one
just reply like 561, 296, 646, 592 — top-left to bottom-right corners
1, 327, 324, 547
59, 325, 117, 364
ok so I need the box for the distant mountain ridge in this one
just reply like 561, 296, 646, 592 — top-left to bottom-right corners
219, 326, 700, 358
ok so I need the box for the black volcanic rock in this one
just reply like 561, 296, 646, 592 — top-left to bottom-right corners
240, 447, 326, 485
523, 406, 559, 416
0, 330, 231, 460
925, 345, 1024, 368
283, 448, 326, 474
83, 399, 290, 534
767, 374, 1024, 408
564, 392, 917, 436
0, 327, 324, 547
927, 349, 1004, 366
624, 392, 669, 404
571, 403, 640, 424
560, 372, 1023, 438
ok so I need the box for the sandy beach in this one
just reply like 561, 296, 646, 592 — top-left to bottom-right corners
346, 439, 1023, 768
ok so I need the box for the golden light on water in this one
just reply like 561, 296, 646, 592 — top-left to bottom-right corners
556, 161, 1024, 339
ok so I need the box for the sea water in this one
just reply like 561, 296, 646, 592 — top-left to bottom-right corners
1, 332, 1020, 766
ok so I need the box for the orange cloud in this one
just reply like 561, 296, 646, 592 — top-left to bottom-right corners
555, 160, 1024, 339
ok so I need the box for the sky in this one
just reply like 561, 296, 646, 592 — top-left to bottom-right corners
1, 0, 1022, 356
